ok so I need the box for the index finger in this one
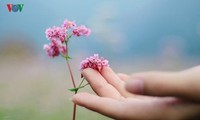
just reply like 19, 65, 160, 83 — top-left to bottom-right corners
82, 68, 123, 100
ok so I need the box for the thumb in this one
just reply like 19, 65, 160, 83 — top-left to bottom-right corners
125, 68, 200, 102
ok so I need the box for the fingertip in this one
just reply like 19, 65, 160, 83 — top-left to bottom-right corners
102, 67, 113, 73
82, 68, 99, 79
73, 92, 125, 119
72, 93, 81, 104
82, 68, 92, 76
125, 79, 144, 94
73, 92, 90, 104
73, 92, 106, 111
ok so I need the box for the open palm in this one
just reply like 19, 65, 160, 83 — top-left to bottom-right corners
73, 67, 200, 120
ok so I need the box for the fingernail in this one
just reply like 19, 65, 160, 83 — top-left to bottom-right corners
125, 79, 144, 94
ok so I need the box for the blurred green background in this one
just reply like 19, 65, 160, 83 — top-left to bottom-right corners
1, 0, 200, 120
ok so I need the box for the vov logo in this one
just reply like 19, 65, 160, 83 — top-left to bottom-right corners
7, 4, 24, 12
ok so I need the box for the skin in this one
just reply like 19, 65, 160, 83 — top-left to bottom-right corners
73, 66, 200, 120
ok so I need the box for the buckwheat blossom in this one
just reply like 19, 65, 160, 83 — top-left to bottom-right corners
73, 25, 91, 37
80, 54, 109, 72
45, 26, 67, 42
43, 39, 66, 57
43, 43, 59, 58
62, 19, 76, 29
44, 19, 92, 120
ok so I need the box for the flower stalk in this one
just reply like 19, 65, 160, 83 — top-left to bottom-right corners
44, 19, 99, 120
44, 19, 91, 120
65, 59, 77, 120
66, 59, 76, 88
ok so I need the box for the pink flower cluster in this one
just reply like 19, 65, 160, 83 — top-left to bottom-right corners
45, 26, 67, 42
43, 39, 66, 58
73, 25, 91, 37
62, 20, 76, 29
44, 19, 91, 58
80, 54, 109, 72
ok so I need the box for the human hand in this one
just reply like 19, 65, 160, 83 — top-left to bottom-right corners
73, 67, 200, 120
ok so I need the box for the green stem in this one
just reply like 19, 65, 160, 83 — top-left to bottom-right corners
68, 79, 89, 93
65, 34, 72, 43
78, 79, 85, 89
80, 83, 89, 88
